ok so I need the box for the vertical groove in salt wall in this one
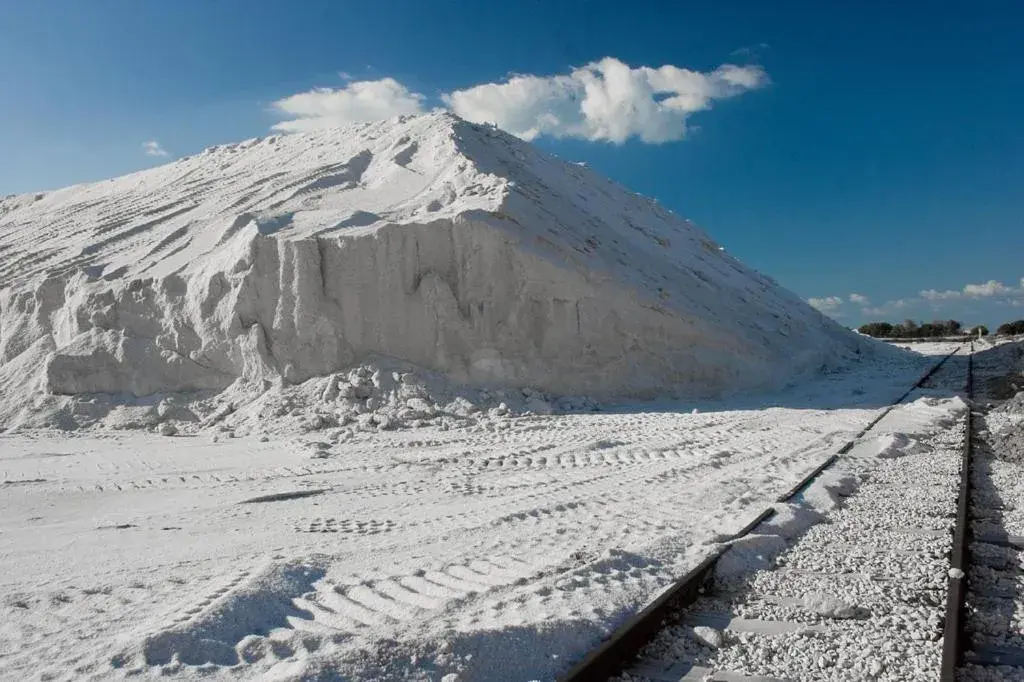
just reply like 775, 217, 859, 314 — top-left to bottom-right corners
1, 218, 772, 400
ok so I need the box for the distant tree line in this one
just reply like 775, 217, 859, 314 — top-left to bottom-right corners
997, 320, 1024, 336
857, 319, 964, 339
858, 319, 1024, 338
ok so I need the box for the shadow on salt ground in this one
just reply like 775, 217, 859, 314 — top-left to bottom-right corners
114, 561, 330, 669
268, 553, 664, 680
597, 350, 970, 416
443, 620, 613, 681
291, 621, 612, 682
969, 425, 1015, 642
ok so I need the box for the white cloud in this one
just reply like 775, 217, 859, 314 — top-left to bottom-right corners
443, 57, 769, 143
808, 296, 843, 312
862, 277, 1024, 319
920, 278, 1024, 301
143, 140, 168, 157
920, 288, 961, 301
849, 293, 870, 305
964, 280, 1012, 297
862, 299, 914, 317
271, 57, 769, 143
271, 77, 426, 133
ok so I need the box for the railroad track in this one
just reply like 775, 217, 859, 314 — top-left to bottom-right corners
946, 341, 1024, 681
940, 347, 972, 681
562, 346, 969, 682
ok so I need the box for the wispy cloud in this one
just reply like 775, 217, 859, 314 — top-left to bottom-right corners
729, 43, 771, 59
920, 278, 1024, 302
271, 57, 769, 143
142, 140, 168, 157
862, 299, 914, 317
861, 277, 1024, 319
808, 296, 844, 312
919, 289, 961, 301
848, 293, 870, 305
271, 78, 427, 133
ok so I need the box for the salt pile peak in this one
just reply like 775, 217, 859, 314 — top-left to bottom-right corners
0, 112, 874, 428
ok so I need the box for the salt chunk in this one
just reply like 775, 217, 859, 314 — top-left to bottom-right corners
692, 625, 722, 649
802, 591, 859, 619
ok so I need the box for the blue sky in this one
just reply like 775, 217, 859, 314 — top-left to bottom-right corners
2, 0, 1022, 328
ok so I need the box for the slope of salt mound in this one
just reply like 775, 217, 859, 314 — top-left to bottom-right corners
0, 112, 893, 430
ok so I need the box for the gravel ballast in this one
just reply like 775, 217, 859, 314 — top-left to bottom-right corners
618, 352, 971, 682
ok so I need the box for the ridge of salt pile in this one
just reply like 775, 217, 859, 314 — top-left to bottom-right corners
0, 112, 882, 431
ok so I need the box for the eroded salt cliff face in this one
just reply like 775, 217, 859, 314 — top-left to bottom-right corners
0, 112, 879, 431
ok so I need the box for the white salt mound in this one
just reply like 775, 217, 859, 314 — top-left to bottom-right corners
0, 112, 882, 430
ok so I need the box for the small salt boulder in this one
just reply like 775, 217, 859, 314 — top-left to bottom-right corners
802, 592, 859, 619
405, 397, 435, 417
348, 367, 372, 382
158, 422, 178, 436
398, 382, 428, 400
692, 625, 722, 649
321, 375, 341, 402
157, 400, 197, 422
353, 382, 373, 400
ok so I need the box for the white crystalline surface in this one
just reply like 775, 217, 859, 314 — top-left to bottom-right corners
1, 112, 878, 432
0, 346, 962, 681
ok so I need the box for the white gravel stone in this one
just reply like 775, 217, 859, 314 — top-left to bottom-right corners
692, 625, 723, 649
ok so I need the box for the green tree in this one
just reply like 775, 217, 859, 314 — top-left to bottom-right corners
941, 320, 963, 336
858, 322, 894, 338
996, 320, 1024, 335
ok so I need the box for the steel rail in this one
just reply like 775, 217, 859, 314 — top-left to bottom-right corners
940, 344, 973, 681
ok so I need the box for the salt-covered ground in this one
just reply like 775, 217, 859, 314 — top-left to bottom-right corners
0, 343, 965, 681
